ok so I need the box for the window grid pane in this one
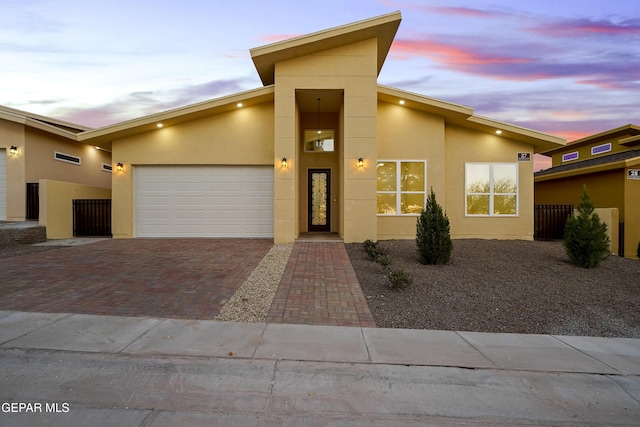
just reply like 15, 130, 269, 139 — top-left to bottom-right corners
465, 163, 518, 216
377, 160, 426, 216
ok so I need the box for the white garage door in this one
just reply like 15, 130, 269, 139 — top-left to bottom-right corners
135, 165, 274, 238
0, 150, 6, 221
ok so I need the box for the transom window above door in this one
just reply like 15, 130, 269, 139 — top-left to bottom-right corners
304, 130, 335, 152
376, 160, 426, 215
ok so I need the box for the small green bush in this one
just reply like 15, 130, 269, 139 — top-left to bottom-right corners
388, 269, 413, 289
363, 239, 378, 260
374, 253, 391, 268
416, 188, 452, 265
563, 186, 610, 268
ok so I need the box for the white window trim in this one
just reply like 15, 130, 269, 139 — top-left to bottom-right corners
465, 162, 519, 217
377, 160, 427, 216
591, 143, 612, 156
562, 151, 579, 162
54, 151, 81, 165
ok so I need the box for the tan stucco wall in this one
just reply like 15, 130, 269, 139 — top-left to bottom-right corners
535, 170, 625, 220
594, 208, 619, 256
534, 168, 640, 258
274, 38, 378, 243
26, 129, 112, 189
39, 179, 111, 239
624, 166, 640, 258
376, 101, 446, 240
111, 101, 275, 238
1, 119, 26, 220
445, 125, 536, 240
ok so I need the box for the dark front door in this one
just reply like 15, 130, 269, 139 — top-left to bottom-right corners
308, 169, 330, 232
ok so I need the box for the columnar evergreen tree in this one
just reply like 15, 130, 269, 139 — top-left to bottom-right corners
563, 186, 610, 268
416, 188, 452, 265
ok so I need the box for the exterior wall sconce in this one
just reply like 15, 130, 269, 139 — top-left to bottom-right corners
357, 158, 364, 168
9, 146, 18, 155
116, 162, 124, 172
281, 157, 288, 168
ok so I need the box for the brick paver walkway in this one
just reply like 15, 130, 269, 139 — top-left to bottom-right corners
266, 242, 376, 327
0, 239, 272, 319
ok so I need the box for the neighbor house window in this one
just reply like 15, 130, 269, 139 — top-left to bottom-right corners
562, 152, 579, 162
377, 161, 426, 215
591, 143, 611, 156
465, 163, 518, 216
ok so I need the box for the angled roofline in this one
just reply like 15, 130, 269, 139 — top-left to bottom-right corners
0, 105, 91, 133
251, 11, 402, 86
0, 105, 91, 141
542, 124, 640, 155
78, 86, 275, 147
378, 85, 565, 152
534, 149, 640, 182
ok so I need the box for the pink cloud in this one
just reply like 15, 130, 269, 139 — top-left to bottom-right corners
391, 38, 531, 66
258, 33, 302, 44
427, 6, 499, 18
379, 0, 504, 19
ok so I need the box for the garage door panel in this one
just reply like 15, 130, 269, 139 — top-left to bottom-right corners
135, 166, 273, 238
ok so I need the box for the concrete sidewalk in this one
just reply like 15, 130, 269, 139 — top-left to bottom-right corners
1, 310, 639, 426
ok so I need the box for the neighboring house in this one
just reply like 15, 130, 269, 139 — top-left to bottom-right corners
0, 106, 111, 233
79, 11, 565, 243
535, 124, 640, 258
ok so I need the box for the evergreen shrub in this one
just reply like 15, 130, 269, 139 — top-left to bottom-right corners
416, 188, 452, 265
563, 186, 610, 268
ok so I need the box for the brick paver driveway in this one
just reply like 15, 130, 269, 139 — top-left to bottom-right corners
0, 239, 272, 319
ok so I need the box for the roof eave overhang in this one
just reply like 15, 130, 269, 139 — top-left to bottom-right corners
0, 105, 91, 132
465, 115, 566, 152
251, 11, 402, 86
541, 124, 640, 155
0, 110, 80, 141
78, 86, 276, 148
378, 85, 565, 152
534, 156, 640, 182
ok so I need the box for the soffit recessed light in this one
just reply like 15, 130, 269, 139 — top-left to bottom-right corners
399, 100, 406, 105
237, 103, 243, 108
495, 130, 503, 135
157, 123, 164, 128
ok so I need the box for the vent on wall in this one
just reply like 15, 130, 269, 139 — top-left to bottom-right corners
54, 151, 81, 165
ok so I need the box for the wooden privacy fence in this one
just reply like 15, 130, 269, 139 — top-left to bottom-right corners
534, 204, 573, 240
73, 199, 112, 237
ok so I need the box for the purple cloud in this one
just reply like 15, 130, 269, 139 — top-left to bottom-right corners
529, 17, 640, 37
52, 78, 252, 128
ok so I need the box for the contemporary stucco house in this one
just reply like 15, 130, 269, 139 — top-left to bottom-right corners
0, 106, 111, 228
535, 124, 640, 258
79, 11, 565, 243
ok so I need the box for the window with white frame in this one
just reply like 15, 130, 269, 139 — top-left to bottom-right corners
465, 163, 518, 216
376, 161, 426, 215
591, 143, 611, 156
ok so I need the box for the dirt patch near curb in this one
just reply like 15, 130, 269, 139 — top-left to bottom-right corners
346, 239, 640, 337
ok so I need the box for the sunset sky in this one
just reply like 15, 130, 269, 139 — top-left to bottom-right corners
2, 0, 638, 164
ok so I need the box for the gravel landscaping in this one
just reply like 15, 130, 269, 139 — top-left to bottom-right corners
346, 239, 640, 338
215, 243, 293, 323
